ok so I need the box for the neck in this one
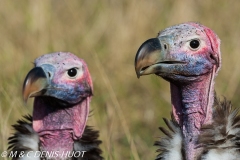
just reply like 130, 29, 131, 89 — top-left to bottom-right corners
39, 130, 74, 159
33, 97, 90, 159
170, 73, 215, 160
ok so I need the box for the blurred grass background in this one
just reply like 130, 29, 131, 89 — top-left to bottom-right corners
1, 0, 240, 159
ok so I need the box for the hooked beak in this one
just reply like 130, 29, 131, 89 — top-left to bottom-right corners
135, 38, 184, 78
22, 67, 48, 103
135, 38, 163, 78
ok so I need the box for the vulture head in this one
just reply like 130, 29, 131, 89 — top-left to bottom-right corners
22, 52, 93, 156
135, 22, 221, 159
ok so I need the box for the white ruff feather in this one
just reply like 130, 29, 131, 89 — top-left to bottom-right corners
17, 124, 39, 151
155, 116, 184, 160
201, 149, 239, 160
164, 130, 182, 160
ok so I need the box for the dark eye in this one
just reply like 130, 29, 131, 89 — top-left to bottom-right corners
68, 68, 77, 77
189, 39, 200, 49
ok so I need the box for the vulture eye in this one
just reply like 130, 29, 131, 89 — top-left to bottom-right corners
67, 68, 78, 78
189, 39, 200, 50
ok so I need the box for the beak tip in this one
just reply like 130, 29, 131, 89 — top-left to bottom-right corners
135, 66, 141, 79
135, 70, 140, 79
23, 95, 28, 104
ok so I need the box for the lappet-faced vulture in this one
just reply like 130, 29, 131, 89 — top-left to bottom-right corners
8, 52, 103, 160
135, 22, 240, 160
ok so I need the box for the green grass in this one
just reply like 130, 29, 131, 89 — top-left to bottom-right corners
1, 1, 240, 159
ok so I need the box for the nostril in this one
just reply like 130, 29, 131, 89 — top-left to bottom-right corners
47, 72, 51, 78
164, 44, 168, 50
